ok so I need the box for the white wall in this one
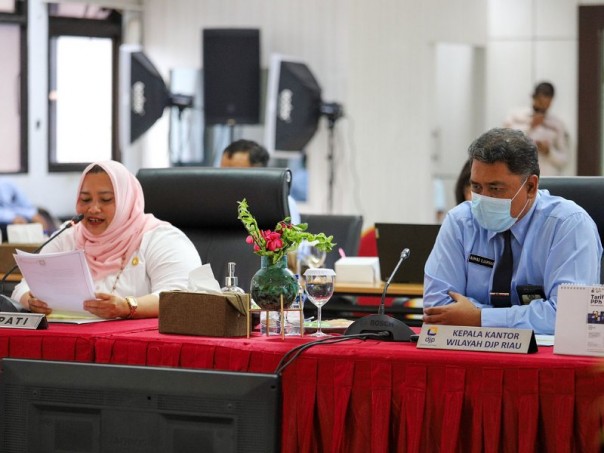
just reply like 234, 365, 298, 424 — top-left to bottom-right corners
10, 0, 588, 226
433, 43, 486, 212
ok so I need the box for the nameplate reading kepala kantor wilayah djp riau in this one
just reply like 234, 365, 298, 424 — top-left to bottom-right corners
416, 324, 537, 354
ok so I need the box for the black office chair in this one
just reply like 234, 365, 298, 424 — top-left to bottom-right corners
299, 213, 363, 319
299, 213, 363, 270
137, 167, 292, 291
539, 176, 604, 282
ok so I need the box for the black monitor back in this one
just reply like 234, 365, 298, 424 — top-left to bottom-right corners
0, 358, 281, 453
375, 223, 440, 284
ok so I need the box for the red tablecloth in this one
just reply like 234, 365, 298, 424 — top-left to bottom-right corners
94, 330, 604, 453
0, 318, 158, 362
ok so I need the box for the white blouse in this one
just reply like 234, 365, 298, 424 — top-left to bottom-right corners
12, 224, 202, 305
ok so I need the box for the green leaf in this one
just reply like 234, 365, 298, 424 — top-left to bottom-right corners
237, 198, 336, 265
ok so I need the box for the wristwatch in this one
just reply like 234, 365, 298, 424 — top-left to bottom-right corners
124, 296, 138, 319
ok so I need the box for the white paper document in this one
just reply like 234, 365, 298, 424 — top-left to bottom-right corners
555, 284, 604, 357
14, 249, 99, 320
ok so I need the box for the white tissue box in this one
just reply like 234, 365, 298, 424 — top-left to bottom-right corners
334, 257, 380, 284
7, 223, 45, 244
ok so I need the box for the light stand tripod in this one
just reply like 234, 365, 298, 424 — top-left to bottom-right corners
320, 102, 344, 213
167, 94, 194, 166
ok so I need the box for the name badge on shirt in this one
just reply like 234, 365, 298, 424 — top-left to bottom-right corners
468, 254, 495, 268
517, 285, 546, 305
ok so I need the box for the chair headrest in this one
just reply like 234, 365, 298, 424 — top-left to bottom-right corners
137, 167, 291, 229
539, 176, 604, 240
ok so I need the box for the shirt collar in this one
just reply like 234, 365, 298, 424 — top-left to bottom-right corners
509, 191, 540, 244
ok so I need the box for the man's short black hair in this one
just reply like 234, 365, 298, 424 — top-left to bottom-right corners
468, 128, 540, 178
533, 81, 555, 98
222, 139, 270, 167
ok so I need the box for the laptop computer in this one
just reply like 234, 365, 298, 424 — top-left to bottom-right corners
375, 223, 440, 284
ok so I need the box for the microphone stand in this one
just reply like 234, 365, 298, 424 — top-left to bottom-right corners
0, 214, 84, 305
344, 248, 415, 341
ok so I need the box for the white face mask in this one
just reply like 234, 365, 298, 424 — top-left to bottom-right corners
471, 179, 529, 232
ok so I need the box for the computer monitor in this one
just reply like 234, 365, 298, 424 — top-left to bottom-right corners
264, 54, 323, 156
119, 44, 193, 151
0, 358, 281, 453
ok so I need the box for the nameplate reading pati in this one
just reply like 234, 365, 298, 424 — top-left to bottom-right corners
416, 324, 537, 354
0, 312, 48, 330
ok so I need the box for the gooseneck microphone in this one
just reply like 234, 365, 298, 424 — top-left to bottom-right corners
378, 248, 410, 315
0, 214, 84, 311
344, 248, 416, 341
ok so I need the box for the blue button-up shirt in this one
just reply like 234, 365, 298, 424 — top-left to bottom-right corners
0, 181, 37, 224
423, 190, 602, 334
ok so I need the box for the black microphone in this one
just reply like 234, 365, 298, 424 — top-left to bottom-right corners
0, 214, 85, 310
378, 248, 410, 315
344, 248, 415, 341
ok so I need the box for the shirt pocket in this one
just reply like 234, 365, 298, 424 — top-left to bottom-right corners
466, 259, 493, 299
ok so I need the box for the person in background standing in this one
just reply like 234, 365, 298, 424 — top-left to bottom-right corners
503, 81, 570, 176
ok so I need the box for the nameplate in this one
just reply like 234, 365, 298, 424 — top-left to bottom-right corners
0, 312, 48, 330
416, 324, 537, 354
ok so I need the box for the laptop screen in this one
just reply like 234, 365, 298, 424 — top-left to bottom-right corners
375, 223, 440, 284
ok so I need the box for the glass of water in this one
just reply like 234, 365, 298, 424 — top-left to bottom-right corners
296, 240, 327, 276
303, 268, 336, 337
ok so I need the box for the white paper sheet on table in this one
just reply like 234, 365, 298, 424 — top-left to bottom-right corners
535, 334, 555, 346
13, 249, 98, 319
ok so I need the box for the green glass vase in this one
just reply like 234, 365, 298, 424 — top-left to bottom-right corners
250, 256, 298, 310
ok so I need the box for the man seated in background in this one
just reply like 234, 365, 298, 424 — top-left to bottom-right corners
220, 139, 270, 168
422, 128, 601, 334
220, 139, 301, 224
0, 180, 58, 240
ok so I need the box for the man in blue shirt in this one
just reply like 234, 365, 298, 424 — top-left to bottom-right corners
423, 128, 602, 334
220, 139, 301, 225
0, 181, 37, 224
0, 181, 39, 240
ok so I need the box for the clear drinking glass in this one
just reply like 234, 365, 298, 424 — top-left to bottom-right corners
296, 240, 327, 276
303, 268, 336, 337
